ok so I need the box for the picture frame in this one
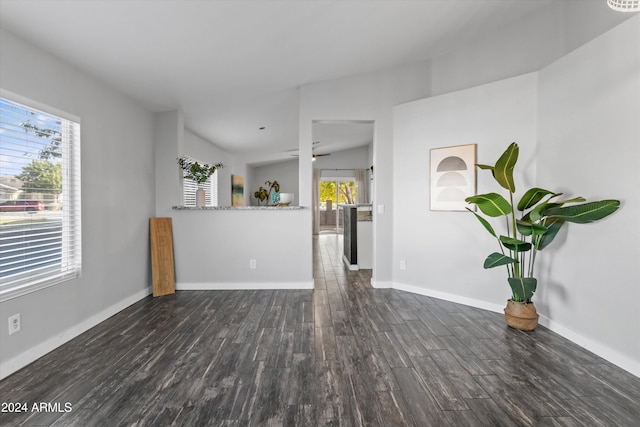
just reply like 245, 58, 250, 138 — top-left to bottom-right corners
430, 144, 477, 211
231, 175, 244, 206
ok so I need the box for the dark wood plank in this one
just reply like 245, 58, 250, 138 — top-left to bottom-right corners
411, 355, 469, 411
392, 367, 446, 426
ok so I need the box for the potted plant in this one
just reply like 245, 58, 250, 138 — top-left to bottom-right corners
177, 156, 224, 207
465, 143, 620, 330
254, 180, 280, 205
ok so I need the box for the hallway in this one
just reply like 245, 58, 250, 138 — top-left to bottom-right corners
0, 235, 639, 426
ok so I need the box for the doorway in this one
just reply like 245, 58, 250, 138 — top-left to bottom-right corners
319, 179, 356, 234
310, 119, 375, 278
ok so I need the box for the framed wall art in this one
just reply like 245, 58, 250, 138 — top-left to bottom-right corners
430, 144, 477, 211
231, 175, 244, 206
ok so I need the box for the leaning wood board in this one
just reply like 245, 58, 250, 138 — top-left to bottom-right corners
150, 217, 175, 297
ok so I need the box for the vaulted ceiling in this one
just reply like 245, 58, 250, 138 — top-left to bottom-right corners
0, 0, 559, 159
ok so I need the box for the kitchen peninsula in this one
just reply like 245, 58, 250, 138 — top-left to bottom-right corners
173, 206, 303, 210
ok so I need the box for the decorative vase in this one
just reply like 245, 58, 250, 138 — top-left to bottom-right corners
278, 193, 294, 206
504, 299, 539, 331
196, 187, 206, 207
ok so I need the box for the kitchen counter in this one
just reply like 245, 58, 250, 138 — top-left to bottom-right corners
173, 206, 304, 210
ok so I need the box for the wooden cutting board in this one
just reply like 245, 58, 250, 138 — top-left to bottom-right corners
149, 217, 175, 297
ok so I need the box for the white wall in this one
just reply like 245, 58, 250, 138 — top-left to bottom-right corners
392, 73, 538, 309
430, 1, 631, 97
249, 159, 299, 206
172, 209, 311, 288
431, 4, 563, 97
536, 15, 639, 375
313, 144, 371, 172
155, 115, 312, 289
391, 15, 640, 375
0, 29, 155, 378
154, 110, 184, 217
296, 3, 631, 289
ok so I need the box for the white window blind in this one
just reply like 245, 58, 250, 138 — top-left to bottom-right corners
182, 170, 219, 207
0, 95, 81, 301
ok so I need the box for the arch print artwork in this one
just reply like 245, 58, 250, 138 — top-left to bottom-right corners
430, 144, 477, 211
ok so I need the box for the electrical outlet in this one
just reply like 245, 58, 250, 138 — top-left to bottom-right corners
8, 313, 21, 335
400, 260, 406, 270
250, 259, 257, 269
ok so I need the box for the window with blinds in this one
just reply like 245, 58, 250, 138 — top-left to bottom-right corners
0, 95, 81, 301
182, 171, 219, 207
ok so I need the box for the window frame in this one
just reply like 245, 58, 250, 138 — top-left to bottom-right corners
0, 90, 82, 302
181, 163, 219, 207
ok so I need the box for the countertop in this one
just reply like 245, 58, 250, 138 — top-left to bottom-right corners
173, 206, 304, 210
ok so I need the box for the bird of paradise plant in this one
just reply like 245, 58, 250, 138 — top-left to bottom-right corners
465, 142, 620, 303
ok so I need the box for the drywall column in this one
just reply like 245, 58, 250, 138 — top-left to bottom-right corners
298, 62, 432, 287
154, 110, 184, 216
297, 105, 314, 282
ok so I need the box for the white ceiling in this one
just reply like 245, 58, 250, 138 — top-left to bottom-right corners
0, 0, 555, 160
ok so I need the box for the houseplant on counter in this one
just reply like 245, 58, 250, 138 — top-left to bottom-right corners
254, 180, 280, 205
177, 156, 224, 207
465, 142, 620, 331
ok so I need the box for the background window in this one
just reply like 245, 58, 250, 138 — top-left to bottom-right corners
0, 95, 81, 301
182, 172, 218, 207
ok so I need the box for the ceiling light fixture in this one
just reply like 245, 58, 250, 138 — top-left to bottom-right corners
607, 0, 640, 12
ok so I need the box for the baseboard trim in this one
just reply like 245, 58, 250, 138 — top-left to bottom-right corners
175, 281, 315, 291
390, 281, 639, 378
0, 288, 151, 380
370, 279, 392, 288
342, 254, 359, 271
391, 281, 504, 313
538, 315, 640, 377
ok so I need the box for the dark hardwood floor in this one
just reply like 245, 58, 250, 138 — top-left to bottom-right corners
1, 234, 639, 426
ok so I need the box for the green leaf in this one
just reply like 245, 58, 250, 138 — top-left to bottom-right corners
483, 252, 516, 269
465, 193, 512, 217
500, 235, 532, 252
517, 188, 558, 211
500, 236, 527, 246
555, 197, 587, 205
516, 220, 548, 236
545, 200, 620, 224
528, 201, 559, 222
494, 142, 518, 193
508, 277, 537, 302
536, 218, 564, 250
476, 163, 498, 183
476, 164, 494, 171
466, 208, 496, 237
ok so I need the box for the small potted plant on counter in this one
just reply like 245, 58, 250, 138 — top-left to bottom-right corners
177, 156, 224, 207
254, 180, 280, 205
465, 142, 620, 330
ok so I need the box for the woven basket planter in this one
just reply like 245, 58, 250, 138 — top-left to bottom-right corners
504, 300, 539, 331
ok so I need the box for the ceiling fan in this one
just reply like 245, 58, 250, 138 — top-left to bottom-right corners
288, 141, 331, 159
